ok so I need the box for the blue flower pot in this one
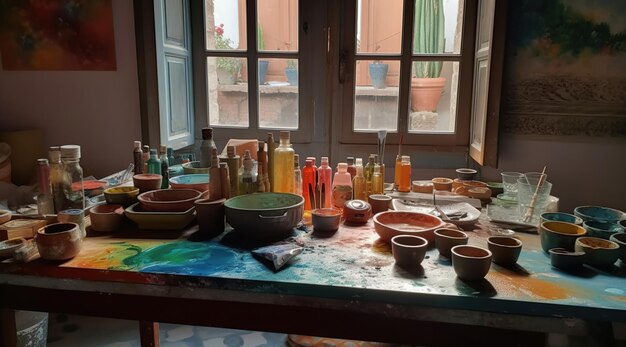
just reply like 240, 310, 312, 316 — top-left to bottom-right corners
259, 60, 269, 85
368, 63, 388, 89
285, 68, 298, 86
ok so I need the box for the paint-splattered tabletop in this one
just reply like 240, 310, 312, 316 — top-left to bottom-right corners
2, 213, 626, 324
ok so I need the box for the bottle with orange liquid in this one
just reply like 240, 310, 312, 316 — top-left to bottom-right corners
317, 157, 332, 209
398, 155, 412, 192
302, 159, 316, 212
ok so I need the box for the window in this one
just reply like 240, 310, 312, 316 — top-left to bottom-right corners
138, 0, 504, 167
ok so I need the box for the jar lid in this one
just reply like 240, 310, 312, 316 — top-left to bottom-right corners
345, 199, 371, 211
60, 145, 80, 159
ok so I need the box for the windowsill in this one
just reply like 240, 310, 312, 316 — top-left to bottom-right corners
217, 83, 400, 97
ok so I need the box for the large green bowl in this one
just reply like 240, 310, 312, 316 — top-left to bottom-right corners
224, 193, 304, 241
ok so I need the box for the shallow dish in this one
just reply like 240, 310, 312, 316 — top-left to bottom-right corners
125, 202, 196, 230
0, 237, 25, 258
182, 161, 210, 174
138, 189, 202, 212
455, 168, 477, 180
373, 211, 444, 244
574, 206, 626, 223
169, 174, 210, 192
486, 182, 504, 197
574, 237, 619, 268
0, 209, 11, 224
133, 174, 162, 193
431, 177, 453, 191
104, 186, 140, 206
549, 248, 585, 270
392, 200, 480, 227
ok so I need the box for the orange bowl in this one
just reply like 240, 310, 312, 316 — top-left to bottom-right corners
373, 211, 445, 244
137, 189, 202, 212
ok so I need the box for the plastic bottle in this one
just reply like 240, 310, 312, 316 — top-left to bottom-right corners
266, 133, 276, 192
147, 149, 161, 175
60, 145, 85, 210
36, 159, 54, 214
372, 164, 383, 194
294, 154, 302, 197
209, 148, 223, 200
239, 150, 257, 195
364, 155, 376, 197
307, 157, 318, 206
142, 145, 150, 174
133, 141, 143, 175
226, 146, 240, 197
398, 155, 412, 192
346, 157, 356, 180
353, 158, 367, 201
332, 163, 353, 210
200, 127, 217, 168
273, 131, 295, 193
317, 157, 332, 209
302, 159, 316, 212
159, 145, 169, 189
394, 154, 402, 190
48, 146, 65, 213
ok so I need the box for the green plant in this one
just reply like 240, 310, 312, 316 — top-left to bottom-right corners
215, 24, 240, 74
257, 24, 265, 51
286, 59, 297, 69
413, 0, 445, 78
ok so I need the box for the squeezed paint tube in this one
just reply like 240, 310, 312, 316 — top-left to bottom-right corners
252, 242, 303, 271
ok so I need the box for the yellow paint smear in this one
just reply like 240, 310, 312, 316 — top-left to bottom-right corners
488, 271, 580, 300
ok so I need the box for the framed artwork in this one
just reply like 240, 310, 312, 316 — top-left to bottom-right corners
0, 0, 116, 71
501, 0, 626, 136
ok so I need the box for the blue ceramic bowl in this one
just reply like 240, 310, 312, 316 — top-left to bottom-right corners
540, 212, 583, 226
574, 206, 626, 223
169, 174, 210, 191
583, 220, 625, 240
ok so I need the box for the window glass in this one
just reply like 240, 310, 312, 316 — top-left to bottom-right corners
259, 58, 299, 129
409, 61, 459, 133
413, 0, 464, 55
257, 0, 299, 52
206, 57, 249, 127
205, 0, 247, 51
353, 60, 400, 132
356, 0, 403, 54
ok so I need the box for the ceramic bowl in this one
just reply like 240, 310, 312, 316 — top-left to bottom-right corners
133, 174, 163, 193
549, 248, 586, 270
412, 181, 433, 194
89, 204, 124, 232
451, 245, 492, 281
434, 228, 468, 258
312, 208, 342, 232
137, 189, 202, 212
182, 161, 210, 174
0, 209, 11, 224
169, 174, 210, 192
539, 221, 587, 253
391, 235, 428, 268
575, 237, 620, 268
368, 194, 392, 215
467, 187, 492, 200
224, 192, 304, 242
125, 202, 196, 230
583, 220, 624, 240
35, 222, 82, 260
487, 236, 523, 265
104, 186, 140, 206
609, 233, 626, 262
574, 205, 626, 223
455, 168, 477, 180
431, 178, 453, 191
0, 237, 25, 259
373, 211, 445, 244
343, 200, 372, 224
540, 212, 583, 226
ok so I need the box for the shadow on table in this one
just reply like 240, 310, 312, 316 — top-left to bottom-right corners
392, 263, 425, 279
455, 277, 498, 297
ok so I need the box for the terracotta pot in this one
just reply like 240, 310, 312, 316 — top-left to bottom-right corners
195, 198, 226, 239
35, 222, 82, 260
89, 204, 124, 232
487, 236, 523, 265
368, 194, 392, 216
312, 208, 342, 232
391, 235, 428, 268
451, 245, 492, 281
133, 174, 163, 193
410, 77, 446, 112
434, 228, 468, 258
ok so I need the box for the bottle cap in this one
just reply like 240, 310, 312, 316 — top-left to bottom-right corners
37, 158, 49, 165
258, 141, 265, 152
202, 128, 213, 140
402, 155, 410, 162
227, 145, 236, 157
306, 157, 316, 165
346, 157, 354, 165
337, 163, 347, 171
355, 158, 363, 166
321, 157, 329, 165
279, 131, 290, 140
305, 159, 312, 167
267, 132, 274, 139
150, 149, 157, 155
142, 145, 150, 153
159, 145, 167, 155
60, 145, 80, 159
49, 146, 61, 162
368, 155, 375, 164
134, 141, 141, 149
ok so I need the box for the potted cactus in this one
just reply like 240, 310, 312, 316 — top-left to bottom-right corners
411, 0, 446, 112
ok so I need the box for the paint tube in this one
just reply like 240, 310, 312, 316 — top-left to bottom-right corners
252, 242, 303, 271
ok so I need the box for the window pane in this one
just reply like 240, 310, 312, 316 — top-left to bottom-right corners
259, 58, 298, 129
257, 0, 298, 52
207, 57, 249, 127
205, 0, 247, 51
413, 0, 464, 55
354, 60, 400, 132
409, 60, 459, 133
356, 0, 403, 54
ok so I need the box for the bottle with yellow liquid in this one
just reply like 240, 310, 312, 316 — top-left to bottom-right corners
371, 164, 383, 194
353, 158, 367, 201
398, 155, 412, 192
364, 155, 376, 197
273, 131, 295, 193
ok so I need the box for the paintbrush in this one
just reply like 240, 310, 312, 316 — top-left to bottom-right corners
523, 166, 547, 223
308, 183, 316, 211
321, 183, 325, 208
378, 130, 387, 165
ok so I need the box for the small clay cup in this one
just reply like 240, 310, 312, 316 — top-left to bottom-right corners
35, 222, 82, 261
609, 233, 626, 262
368, 194, 392, 215
431, 178, 453, 192
89, 204, 124, 232
455, 168, 477, 180
391, 235, 428, 268
487, 236, 523, 265
549, 248, 585, 270
195, 198, 226, 238
434, 228, 468, 258
451, 245, 492, 281
133, 174, 163, 193
312, 208, 342, 232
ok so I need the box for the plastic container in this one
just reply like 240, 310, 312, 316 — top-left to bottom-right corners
331, 163, 353, 210
317, 157, 332, 209
273, 131, 295, 193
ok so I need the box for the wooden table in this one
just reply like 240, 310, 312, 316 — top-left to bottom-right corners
1, 213, 625, 346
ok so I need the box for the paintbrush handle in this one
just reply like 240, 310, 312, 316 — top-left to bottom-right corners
523, 174, 547, 223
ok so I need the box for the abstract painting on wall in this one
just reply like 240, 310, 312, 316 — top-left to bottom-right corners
0, 0, 116, 71
502, 0, 626, 136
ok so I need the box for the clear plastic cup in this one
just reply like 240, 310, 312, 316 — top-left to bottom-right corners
517, 178, 552, 223
500, 172, 523, 197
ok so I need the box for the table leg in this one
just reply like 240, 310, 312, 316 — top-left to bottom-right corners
139, 321, 159, 347
0, 308, 17, 347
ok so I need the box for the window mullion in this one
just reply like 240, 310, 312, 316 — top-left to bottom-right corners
397, 0, 416, 135
246, 0, 259, 130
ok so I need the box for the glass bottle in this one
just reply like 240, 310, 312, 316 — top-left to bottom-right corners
142, 145, 150, 174
266, 133, 276, 192
60, 145, 85, 210
48, 146, 65, 213
273, 131, 295, 193
226, 145, 240, 197
167, 147, 175, 166
317, 157, 332, 209
239, 150, 257, 195
394, 154, 402, 190
398, 155, 412, 192
159, 145, 169, 188
372, 164, 383, 194
346, 157, 356, 180
294, 154, 302, 197
331, 163, 353, 210
302, 159, 316, 212
36, 159, 54, 214
133, 141, 143, 175
364, 154, 376, 197
200, 127, 217, 168
147, 149, 161, 175
353, 158, 367, 201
